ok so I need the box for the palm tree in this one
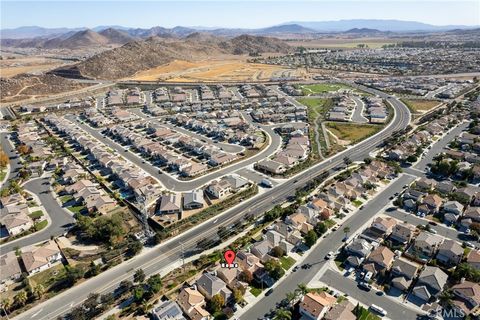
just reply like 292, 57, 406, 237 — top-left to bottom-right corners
33, 284, 45, 300
1, 298, 12, 314
439, 290, 454, 308
296, 283, 308, 297
274, 308, 292, 320
14, 291, 27, 307
285, 292, 296, 305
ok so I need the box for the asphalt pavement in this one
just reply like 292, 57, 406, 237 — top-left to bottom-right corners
0, 176, 75, 254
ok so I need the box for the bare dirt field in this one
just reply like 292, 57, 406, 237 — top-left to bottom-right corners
129, 59, 306, 82
0, 55, 69, 78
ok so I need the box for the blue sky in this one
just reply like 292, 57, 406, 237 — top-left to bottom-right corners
1, 1, 479, 29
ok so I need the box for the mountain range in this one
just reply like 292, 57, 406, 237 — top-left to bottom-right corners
1, 19, 477, 39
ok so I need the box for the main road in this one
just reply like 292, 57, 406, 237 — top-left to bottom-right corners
14, 85, 410, 320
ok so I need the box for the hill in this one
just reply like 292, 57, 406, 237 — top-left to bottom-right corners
51, 34, 293, 80
98, 28, 135, 44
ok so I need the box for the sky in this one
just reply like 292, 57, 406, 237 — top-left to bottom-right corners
1, 0, 479, 29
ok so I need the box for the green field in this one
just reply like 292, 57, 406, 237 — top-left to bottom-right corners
298, 83, 354, 95
280, 256, 296, 270
29, 210, 44, 220
250, 287, 262, 297
355, 306, 381, 320
34, 220, 48, 231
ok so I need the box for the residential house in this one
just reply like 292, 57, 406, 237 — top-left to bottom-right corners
1, 212, 34, 236
390, 258, 420, 291
236, 250, 263, 274
206, 180, 231, 199
250, 240, 273, 262
183, 190, 205, 210
415, 178, 437, 191
158, 194, 182, 215
420, 194, 443, 214
443, 201, 464, 215
196, 273, 232, 302
346, 238, 374, 258
299, 292, 336, 320
151, 300, 187, 320
466, 250, 480, 270
0, 252, 22, 290
413, 231, 443, 257
324, 300, 356, 320
451, 281, 480, 316
364, 245, 394, 274
436, 239, 463, 266
412, 266, 448, 302
255, 160, 286, 175
176, 287, 210, 320
21, 240, 62, 275
390, 222, 416, 244
371, 216, 397, 235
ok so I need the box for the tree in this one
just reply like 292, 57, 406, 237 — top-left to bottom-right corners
296, 283, 308, 296
146, 274, 162, 294
33, 284, 45, 300
62, 265, 84, 286
285, 292, 297, 305
439, 290, 453, 308
133, 286, 145, 302
83, 293, 100, 313
1, 298, 12, 314
314, 222, 328, 236
70, 306, 87, 320
134, 269, 146, 283
13, 291, 27, 307
0, 149, 8, 167
264, 259, 285, 280
209, 294, 225, 313
100, 292, 115, 306
304, 230, 318, 247
232, 287, 244, 304
128, 240, 143, 256
118, 280, 133, 293
239, 270, 253, 284
274, 307, 292, 320
271, 246, 285, 258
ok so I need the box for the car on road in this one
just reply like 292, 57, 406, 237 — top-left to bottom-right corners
370, 304, 387, 316
375, 291, 385, 296
325, 251, 334, 260
389, 196, 394, 200
265, 288, 274, 296
293, 266, 299, 272
358, 282, 372, 291
342, 236, 349, 242
428, 221, 438, 226
359, 206, 364, 210
464, 242, 475, 249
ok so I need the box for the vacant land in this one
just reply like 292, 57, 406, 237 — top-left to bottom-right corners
297, 83, 354, 95
402, 98, 441, 113
129, 59, 305, 82
0, 56, 68, 78
288, 38, 403, 49
326, 122, 382, 144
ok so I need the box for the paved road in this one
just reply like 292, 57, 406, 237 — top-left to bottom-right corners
319, 269, 420, 319
14, 86, 410, 320
0, 176, 75, 254
240, 175, 417, 320
66, 116, 282, 192
351, 95, 369, 123
0, 132, 22, 182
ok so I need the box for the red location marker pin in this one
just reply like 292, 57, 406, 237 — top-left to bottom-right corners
224, 250, 236, 265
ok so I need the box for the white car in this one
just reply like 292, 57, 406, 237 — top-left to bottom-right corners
325, 251, 335, 260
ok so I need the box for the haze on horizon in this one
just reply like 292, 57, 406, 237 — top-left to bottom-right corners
1, 0, 479, 29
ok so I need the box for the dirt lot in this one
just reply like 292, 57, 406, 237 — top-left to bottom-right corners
287, 37, 407, 49
129, 59, 306, 82
0, 55, 68, 78
402, 99, 441, 112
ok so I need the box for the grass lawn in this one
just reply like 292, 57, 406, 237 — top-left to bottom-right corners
34, 220, 48, 231
352, 199, 363, 207
29, 210, 44, 220
30, 264, 65, 288
326, 122, 383, 144
68, 205, 85, 214
356, 306, 381, 320
324, 219, 336, 229
298, 83, 353, 95
0, 169, 6, 181
60, 195, 74, 203
280, 256, 296, 270
250, 287, 263, 297
402, 99, 440, 113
